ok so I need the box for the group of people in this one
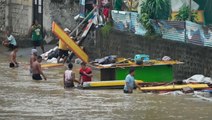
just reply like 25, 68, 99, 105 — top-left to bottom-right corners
2, 20, 140, 93
2, 29, 19, 68
2, 20, 44, 68
2, 28, 140, 92
29, 49, 47, 80
30, 51, 93, 89
64, 62, 93, 88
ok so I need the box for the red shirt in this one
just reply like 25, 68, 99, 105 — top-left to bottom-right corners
103, 8, 109, 18
79, 67, 92, 82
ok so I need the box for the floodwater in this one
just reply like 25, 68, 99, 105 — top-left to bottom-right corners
0, 46, 212, 120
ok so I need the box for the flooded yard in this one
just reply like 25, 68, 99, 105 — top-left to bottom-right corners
0, 46, 212, 120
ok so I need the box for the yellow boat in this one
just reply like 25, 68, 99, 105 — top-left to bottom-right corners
83, 80, 143, 89
41, 63, 64, 68
140, 84, 209, 91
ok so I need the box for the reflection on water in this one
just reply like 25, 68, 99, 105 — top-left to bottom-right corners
0, 51, 212, 120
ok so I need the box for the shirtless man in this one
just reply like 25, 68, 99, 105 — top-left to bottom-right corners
29, 49, 38, 73
9, 46, 19, 68
31, 56, 47, 80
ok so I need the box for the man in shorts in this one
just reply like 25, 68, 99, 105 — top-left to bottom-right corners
31, 56, 47, 80
29, 49, 38, 73
30, 20, 45, 53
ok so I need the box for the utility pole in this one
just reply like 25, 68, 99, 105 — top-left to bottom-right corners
130, 0, 132, 11
189, 0, 191, 21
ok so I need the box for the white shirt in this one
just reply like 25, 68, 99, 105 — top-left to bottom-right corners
64, 70, 72, 82
7, 35, 17, 46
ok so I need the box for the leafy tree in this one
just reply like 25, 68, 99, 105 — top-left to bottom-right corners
175, 5, 197, 22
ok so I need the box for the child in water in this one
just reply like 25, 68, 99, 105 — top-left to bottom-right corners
9, 46, 19, 68
64, 63, 80, 88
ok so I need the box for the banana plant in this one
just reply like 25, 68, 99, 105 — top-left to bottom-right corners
140, 0, 171, 35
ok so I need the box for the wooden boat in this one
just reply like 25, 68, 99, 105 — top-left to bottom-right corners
83, 80, 143, 89
41, 63, 63, 68
90, 60, 183, 83
140, 84, 209, 91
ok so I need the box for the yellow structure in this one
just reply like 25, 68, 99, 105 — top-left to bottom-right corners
140, 84, 208, 91
41, 63, 63, 68
83, 80, 143, 88
52, 22, 89, 63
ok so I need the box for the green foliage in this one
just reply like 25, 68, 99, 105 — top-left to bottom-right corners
140, 0, 171, 20
101, 22, 112, 38
175, 5, 198, 22
140, 13, 155, 35
140, 0, 171, 35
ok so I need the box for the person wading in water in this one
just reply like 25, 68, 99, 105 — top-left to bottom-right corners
31, 56, 47, 80
64, 63, 80, 88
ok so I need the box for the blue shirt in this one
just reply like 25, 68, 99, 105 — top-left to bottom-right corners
124, 74, 135, 91
7, 35, 17, 46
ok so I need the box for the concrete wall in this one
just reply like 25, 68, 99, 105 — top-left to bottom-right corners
0, 0, 6, 40
1, 0, 79, 37
5, 0, 32, 36
0, 0, 5, 31
0, 0, 79, 47
84, 29, 212, 80
43, 0, 79, 32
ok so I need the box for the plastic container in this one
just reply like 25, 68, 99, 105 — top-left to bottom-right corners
134, 54, 150, 62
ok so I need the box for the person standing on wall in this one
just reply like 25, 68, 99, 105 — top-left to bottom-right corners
29, 20, 45, 53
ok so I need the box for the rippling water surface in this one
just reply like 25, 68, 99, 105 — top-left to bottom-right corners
0, 46, 212, 120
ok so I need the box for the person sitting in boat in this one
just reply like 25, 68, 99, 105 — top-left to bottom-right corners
64, 63, 80, 88
79, 62, 93, 85
123, 68, 141, 93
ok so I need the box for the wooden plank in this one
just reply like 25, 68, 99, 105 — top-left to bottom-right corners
140, 84, 209, 91
52, 21, 89, 63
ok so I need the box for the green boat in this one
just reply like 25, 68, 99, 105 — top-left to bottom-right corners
90, 60, 183, 83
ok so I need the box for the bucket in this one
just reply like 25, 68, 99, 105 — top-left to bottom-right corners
134, 54, 149, 63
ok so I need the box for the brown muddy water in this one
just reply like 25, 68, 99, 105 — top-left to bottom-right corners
0, 46, 212, 120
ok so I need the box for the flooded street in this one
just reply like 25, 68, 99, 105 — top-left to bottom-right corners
0, 46, 212, 120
